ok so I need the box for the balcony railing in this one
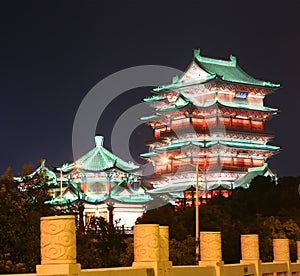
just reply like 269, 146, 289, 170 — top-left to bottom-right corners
151, 124, 274, 140
155, 163, 250, 175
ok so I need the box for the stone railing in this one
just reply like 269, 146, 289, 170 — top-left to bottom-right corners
2, 215, 300, 276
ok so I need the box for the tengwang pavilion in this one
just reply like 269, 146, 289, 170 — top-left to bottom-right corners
141, 49, 280, 205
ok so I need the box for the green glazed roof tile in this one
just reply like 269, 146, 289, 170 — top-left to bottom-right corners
140, 114, 160, 121
144, 95, 166, 102
69, 136, 139, 172
221, 141, 280, 151
140, 152, 158, 158
151, 50, 280, 95
153, 74, 215, 93
234, 163, 274, 187
15, 159, 57, 185
194, 49, 280, 88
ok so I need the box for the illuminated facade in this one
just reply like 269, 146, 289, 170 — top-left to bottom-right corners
141, 50, 280, 205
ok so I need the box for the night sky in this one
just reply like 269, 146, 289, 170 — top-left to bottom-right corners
0, 1, 299, 177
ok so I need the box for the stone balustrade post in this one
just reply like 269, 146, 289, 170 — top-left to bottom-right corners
297, 241, 300, 263
159, 226, 172, 276
273, 238, 291, 276
199, 232, 223, 276
240, 234, 261, 276
133, 224, 160, 262
132, 224, 172, 276
36, 215, 81, 275
273, 239, 290, 262
159, 226, 169, 261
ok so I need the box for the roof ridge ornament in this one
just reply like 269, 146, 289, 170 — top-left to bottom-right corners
194, 49, 235, 67
95, 135, 104, 147
194, 48, 201, 58
230, 54, 237, 66
39, 159, 46, 168
172, 75, 179, 84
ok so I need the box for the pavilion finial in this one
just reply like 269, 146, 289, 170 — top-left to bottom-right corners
95, 136, 104, 147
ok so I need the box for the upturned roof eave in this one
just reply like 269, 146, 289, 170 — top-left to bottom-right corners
153, 74, 216, 93
193, 49, 281, 89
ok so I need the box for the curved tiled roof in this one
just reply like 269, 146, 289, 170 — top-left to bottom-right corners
62, 136, 139, 173
153, 50, 280, 93
194, 49, 280, 88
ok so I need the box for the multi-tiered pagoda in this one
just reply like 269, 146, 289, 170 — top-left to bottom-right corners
141, 49, 280, 205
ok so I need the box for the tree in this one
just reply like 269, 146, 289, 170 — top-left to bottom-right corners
0, 164, 55, 273
169, 236, 196, 265
136, 204, 194, 240
76, 217, 127, 268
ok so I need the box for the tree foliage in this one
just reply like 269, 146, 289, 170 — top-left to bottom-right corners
137, 175, 300, 264
0, 165, 55, 273
76, 217, 127, 268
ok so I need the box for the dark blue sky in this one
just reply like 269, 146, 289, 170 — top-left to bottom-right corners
0, 0, 299, 177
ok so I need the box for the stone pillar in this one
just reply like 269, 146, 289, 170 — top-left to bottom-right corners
159, 226, 172, 276
36, 215, 81, 275
241, 234, 259, 260
273, 239, 291, 276
159, 226, 169, 261
132, 224, 171, 276
199, 232, 223, 276
200, 232, 222, 262
297, 241, 300, 263
133, 224, 160, 262
273, 239, 290, 262
240, 234, 261, 276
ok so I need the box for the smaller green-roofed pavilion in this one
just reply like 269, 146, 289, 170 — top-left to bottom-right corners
22, 136, 153, 228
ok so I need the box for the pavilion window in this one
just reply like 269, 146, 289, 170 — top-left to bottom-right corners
251, 120, 264, 130
198, 157, 209, 168
232, 118, 251, 129
221, 190, 230, 198
205, 117, 216, 127
87, 182, 106, 193
233, 157, 245, 167
252, 159, 264, 167
219, 117, 231, 127
220, 156, 233, 167
171, 118, 190, 129
242, 119, 251, 128
244, 158, 252, 167
191, 118, 204, 128
154, 128, 161, 138
212, 190, 220, 197
209, 157, 218, 166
